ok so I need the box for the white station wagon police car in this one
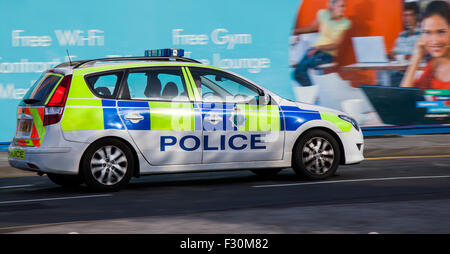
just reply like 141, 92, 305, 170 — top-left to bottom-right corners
8, 49, 364, 191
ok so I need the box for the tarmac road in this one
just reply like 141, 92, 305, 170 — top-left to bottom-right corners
1, 155, 450, 233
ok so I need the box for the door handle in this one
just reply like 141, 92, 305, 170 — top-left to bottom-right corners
124, 112, 144, 123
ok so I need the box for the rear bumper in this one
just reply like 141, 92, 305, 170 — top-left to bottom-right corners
8, 143, 86, 175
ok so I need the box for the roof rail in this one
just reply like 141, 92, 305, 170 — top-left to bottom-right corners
54, 56, 202, 69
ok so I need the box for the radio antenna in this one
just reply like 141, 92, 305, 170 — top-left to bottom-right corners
66, 49, 72, 66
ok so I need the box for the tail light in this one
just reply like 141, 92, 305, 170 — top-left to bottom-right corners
43, 74, 72, 126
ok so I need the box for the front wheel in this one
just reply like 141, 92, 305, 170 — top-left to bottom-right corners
80, 138, 134, 192
292, 130, 341, 180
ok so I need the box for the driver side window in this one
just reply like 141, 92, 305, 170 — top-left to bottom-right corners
189, 68, 260, 104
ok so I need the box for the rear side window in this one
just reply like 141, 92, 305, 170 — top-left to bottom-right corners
20, 73, 63, 106
85, 72, 123, 99
123, 68, 190, 102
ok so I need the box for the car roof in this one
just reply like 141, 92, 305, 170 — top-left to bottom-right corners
52, 56, 213, 75
53, 61, 224, 76
55, 56, 200, 69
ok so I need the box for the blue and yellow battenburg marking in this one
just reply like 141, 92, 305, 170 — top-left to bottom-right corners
117, 100, 150, 130
281, 106, 321, 131
63, 97, 352, 133
102, 100, 126, 130
98, 100, 332, 132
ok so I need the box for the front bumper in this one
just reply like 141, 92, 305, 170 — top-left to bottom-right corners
8, 144, 85, 175
338, 128, 365, 165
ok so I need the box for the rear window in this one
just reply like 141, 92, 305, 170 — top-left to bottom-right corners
20, 73, 63, 106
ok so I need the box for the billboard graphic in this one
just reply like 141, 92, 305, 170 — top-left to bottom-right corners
290, 0, 450, 134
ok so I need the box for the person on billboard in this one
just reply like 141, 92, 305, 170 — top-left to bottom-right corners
387, 1, 421, 86
389, 2, 421, 61
292, 0, 351, 87
401, 0, 450, 90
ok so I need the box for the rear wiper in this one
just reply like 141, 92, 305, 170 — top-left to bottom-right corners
23, 99, 40, 104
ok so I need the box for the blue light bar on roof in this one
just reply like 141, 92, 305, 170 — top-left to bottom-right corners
145, 48, 184, 57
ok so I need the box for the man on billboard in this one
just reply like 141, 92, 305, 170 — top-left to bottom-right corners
292, 0, 351, 87
388, 1, 422, 86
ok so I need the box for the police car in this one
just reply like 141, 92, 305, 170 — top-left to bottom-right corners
8, 49, 364, 191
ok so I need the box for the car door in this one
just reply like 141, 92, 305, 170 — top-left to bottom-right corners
118, 66, 202, 166
185, 67, 284, 164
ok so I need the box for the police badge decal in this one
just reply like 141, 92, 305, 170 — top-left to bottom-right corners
231, 107, 247, 128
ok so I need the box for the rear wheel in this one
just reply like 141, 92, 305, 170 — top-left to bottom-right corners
80, 138, 134, 192
292, 130, 341, 180
47, 173, 83, 188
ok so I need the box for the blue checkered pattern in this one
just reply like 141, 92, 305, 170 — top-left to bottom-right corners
393, 27, 421, 55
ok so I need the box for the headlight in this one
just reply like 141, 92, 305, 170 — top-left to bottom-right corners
338, 115, 360, 131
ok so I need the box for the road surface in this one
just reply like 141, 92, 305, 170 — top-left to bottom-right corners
1, 156, 450, 233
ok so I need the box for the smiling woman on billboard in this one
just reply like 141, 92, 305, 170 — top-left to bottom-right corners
401, 0, 450, 89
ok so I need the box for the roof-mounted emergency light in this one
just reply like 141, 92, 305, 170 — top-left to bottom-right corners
145, 48, 184, 57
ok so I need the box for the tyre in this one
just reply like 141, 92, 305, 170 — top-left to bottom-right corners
47, 173, 83, 188
80, 138, 134, 192
292, 130, 341, 180
250, 168, 282, 177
